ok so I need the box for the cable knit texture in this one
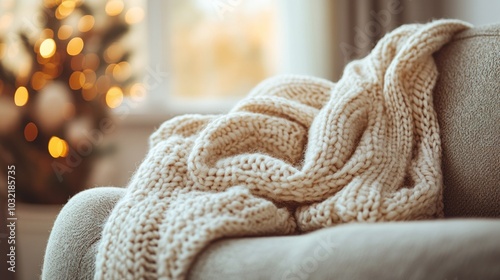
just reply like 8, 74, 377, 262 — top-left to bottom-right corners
95, 20, 470, 279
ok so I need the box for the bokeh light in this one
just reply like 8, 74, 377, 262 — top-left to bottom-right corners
58, 25, 73, 40
43, 63, 61, 78
82, 86, 98, 101
39, 38, 57, 58
105, 0, 124, 16
55, 1, 76, 19
41, 28, 54, 39
82, 69, 96, 89
78, 15, 95, 32
112, 61, 132, 82
31, 71, 47, 90
125, 7, 145, 24
105, 86, 123, 108
24, 122, 38, 142
14, 86, 29, 106
48, 136, 69, 158
67, 37, 84, 56
104, 43, 123, 63
69, 71, 85, 90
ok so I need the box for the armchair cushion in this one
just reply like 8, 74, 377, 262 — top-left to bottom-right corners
433, 23, 500, 217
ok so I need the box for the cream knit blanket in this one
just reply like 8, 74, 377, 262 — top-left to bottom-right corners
95, 20, 470, 279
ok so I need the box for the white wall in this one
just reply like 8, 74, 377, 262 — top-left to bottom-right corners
442, 0, 500, 26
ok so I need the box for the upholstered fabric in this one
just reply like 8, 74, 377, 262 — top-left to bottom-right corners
42, 23, 500, 280
42, 187, 500, 280
41, 187, 124, 280
433, 24, 500, 217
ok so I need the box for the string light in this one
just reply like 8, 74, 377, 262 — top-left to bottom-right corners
104, 43, 123, 63
14, 86, 29, 106
31, 71, 47, 90
43, 63, 61, 78
24, 122, 38, 142
105, 0, 124, 16
41, 28, 54, 38
48, 136, 69, 158
55, 1, 76, 19
105, 63, 116, 74
82, 69, 96, 89
105, 86, 123, 108
78, 15, 95, 32
112, 61, 132, 82
82, 86, 98, 101
69, 71, 85, 90
67, 37, 84, 56
58, 25, 73, 40
39, 38, 57, 58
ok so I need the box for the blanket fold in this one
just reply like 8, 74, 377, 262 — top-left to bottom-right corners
95, 20, 471, 279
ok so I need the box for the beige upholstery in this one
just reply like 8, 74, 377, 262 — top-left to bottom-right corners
433, 24, 500, 217
42, 24, 500, 280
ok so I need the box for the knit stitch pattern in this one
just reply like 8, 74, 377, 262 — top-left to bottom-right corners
95, 20, 470, 279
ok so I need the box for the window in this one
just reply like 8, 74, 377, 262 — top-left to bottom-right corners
143, 0, 281, 114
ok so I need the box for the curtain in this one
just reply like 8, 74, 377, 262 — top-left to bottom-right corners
331, 0, 444, 80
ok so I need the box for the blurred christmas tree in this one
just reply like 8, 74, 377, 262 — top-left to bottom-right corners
0, 0, 137, 204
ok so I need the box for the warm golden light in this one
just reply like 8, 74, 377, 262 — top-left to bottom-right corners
67, 37, 84, 56
39, 38, 57, 58
48, 136, 69, 158
41, 28, 54, 39
24, 122, 38, 142
14, 86, 29, 106
105, 0, 124, 16
69, 71, 85, 90
105, 86, 123, 108
78, 15, 95, 32
125, 7, 145, 24
104, 43, 123, 63
55, 1, 76, 19
82, 69, 96, 89
43, 63, 61, 78
58, 25, 73, 40
82, 87, 97, 101
31, 71, 47, 90
112, 61, 132, 82
105, 63, 116, 74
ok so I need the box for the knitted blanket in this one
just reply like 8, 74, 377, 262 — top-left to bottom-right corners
95, 20, 470, 279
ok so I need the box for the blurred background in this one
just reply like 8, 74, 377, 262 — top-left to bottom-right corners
0, 1, 498, 278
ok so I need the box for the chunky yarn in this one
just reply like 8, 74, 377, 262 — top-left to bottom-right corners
95, 20, 470, 279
